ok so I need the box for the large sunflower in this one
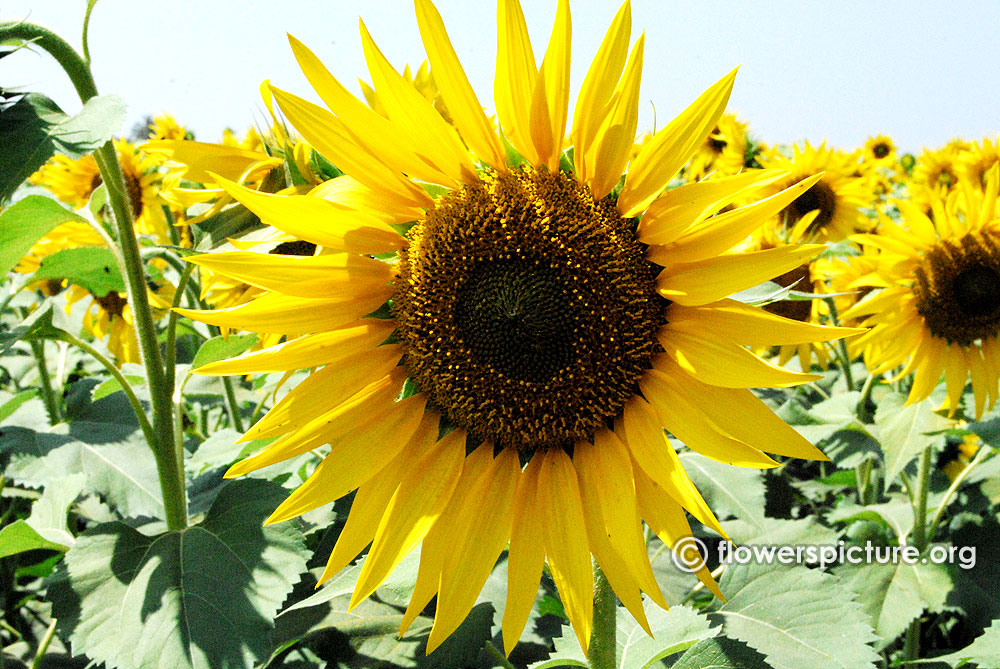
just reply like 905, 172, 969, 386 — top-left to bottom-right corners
846, 166, 1000, 419
178, 0, 858, 654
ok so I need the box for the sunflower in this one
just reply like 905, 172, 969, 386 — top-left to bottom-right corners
958, 136, 1000, 190
147, 113, 190, 141
756, 141, 873, 243
178, 0, 858, 654
684, 112, 750, 181
845, 166, 1000, 419
863, 134, 896, 167
909, 140, 968, 215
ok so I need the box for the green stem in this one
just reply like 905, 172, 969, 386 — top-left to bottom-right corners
81, 0, 99, 65
49, 330, 156, 449
926, 445, 991, 541
902, 445, 934, 662
1, 21, 186, 530
855, 371, 877, 422
483, 640, 517, 669
588, 561, 617, 669
824, 297, 856, 391
30, 617, 58, 669
221, 376, 245, 433
27, 338, 60, 424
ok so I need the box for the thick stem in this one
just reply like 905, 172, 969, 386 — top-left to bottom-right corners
588, 562, 617, 669
2, 21, 186, 530
27, 339, 60, 424
902, 445, 933, 662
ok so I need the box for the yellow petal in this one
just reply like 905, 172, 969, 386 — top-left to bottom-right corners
588, 34, 644, 200
265, 394, 427, 523
427, 448, 519, 653
572, 1, 631, 183
633, 464, 725, 600
650, 174, 823, 265
310, 175, 424, 226
636, 170, 787, 246
186, 251, 393, 300
350, 427, 467, 609
642, 366, 779, 469
175, 291, 385, 336
270, 86, 432, 208
659, 327, 820, 388
318, 412, 440, 585
529, 0, 571, 171
495, 0, 538, 163
538, 449, 593, 653
656, 244, 826, 306
142, 139, 265, 184
358, 19, 477, 185
575, 431, 667, 609
412, 0, 506, 168
193, 319, 395, 375
237, 346, 401, 441
211, 173, 405, 254
943, 343, 967, 416
502, 456, 546, 655
618, 68, 738, 217
908, 336, 946, 404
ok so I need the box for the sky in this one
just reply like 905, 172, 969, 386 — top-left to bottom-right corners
5, 0, 999, 155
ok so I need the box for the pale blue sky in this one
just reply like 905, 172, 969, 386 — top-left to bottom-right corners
6, 1, 999, 154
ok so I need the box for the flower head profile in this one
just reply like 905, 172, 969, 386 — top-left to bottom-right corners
179, 0, 860, 654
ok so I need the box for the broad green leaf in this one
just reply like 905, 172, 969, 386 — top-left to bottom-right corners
0, 520, 69, 558
948, 514, 1000, 631
0, 195, 87, 276
679, 451, 766, 528
528, 624, 588, 668
91, 374, 145, 402
3, 421, 164, 518
193, 203, 264, 250
26, 472, 87, 547
187, 427, 242, 476
929, 618, 1000, 667
875, 392, 952, 484
46, 479, 308, 669
191, 333, 259, 369
827, 496, 915, 541
835, 560, 953, 648
0, 301, 70, 357
713, 563, 880, 669
0, 92, 125, 202
722, 516, 839, 547
32, 246, 125, 297
617, 603, 718, 669
669, 637, 769, 668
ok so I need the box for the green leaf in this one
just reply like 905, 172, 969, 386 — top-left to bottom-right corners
193, 203, 264, 250
0, 520, 69, 558
0, 92, 125, 202
669, 637, 770, 668
875, 392, 952, 484
722, 516, 839, 547
32, 246, 125, 297
528, 624, 588, 668
617, 603, 718, 669
712, 563, 880, 669
3, 421, 164, 519
91, 374, 145, 402
0, 195, 87, 276
191, 333, 259, 370
827, 496, 914, 541
0, 301, 70, 357
834, 560, 953, 648
0, 388, 39, 422
47, 479, 308, 669
25, 472, 87, 547
679, 451, 766, 528
929, 618, 1000, 667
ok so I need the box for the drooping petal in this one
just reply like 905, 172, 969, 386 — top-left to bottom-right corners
309, 175, 424, 226
502, 456, 546, 655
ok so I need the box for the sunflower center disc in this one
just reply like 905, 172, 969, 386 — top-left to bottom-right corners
915, 234, 1000, 345
394, 168, 666, 452
787, 180, 837, 232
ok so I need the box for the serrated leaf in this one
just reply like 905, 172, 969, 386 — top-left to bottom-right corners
0, 195, 87, 277
875, 393, 952, 484
679, 451, 766, 528
669, 636, 770, 668
617, 603, 718, 669
32, 246, 125, 297
46, 479, 308, 669
712, 563, 879, 669
0, 520, 69, 558
929, 618, 1000, 667
3, 421, 164, 519
722, 516, 839, 547
835, 560, 953, 648
0, 92, 125, 202
191, 333, 259, 370
528, 624, 588, 669
827, 496, 914, 541
91, 374, 145, 402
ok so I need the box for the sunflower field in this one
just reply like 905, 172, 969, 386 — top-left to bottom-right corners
2, 2, 1000, 669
